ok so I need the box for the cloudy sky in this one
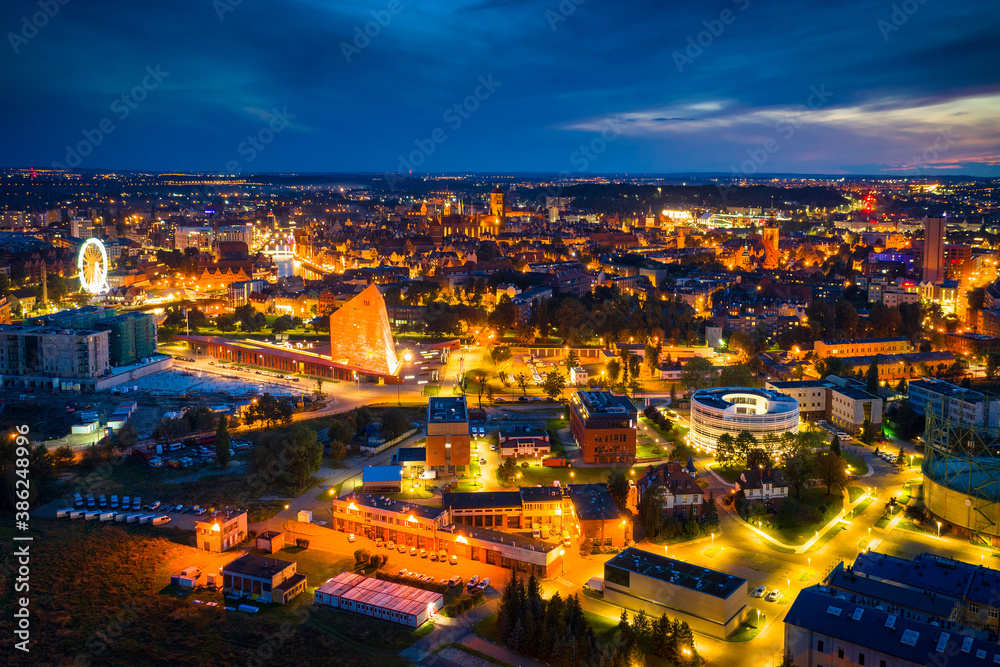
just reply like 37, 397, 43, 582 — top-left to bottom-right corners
2, 0, 998, 175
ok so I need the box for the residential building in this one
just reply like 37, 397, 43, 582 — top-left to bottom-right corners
95, 312, 157, 366
604, 547, 748, 639
426, 396, 471, 476
221, 553, 307, 605
314, 572, 443, 627
228, 279, 267, 307
635, 461, 705, 518
194, 509, 248, 552
0, 325, 110, 382
569, 390, 637, 464
734, 468, 788, 503
945, 332, 1000, 357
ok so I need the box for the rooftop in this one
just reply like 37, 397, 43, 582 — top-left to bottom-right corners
444, 524, 559, 553
428, 396, 468, 422
222, 553, 294, 579
362, 466, 404, 484
606, 547, 746, 599
787, 586, 1000, 664
442, 491, 522, 510
339, 492, 447, 521
572, 390, 636, 419
569, 483, 624, 521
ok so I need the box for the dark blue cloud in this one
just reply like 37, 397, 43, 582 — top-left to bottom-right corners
0, 0, 997, 174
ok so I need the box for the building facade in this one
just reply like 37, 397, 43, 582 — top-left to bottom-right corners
689, 387, 799, 452
221, 554, 307, 605
426, 396, 471, 476
569, 390, 637, 464
194, 509, 248, 552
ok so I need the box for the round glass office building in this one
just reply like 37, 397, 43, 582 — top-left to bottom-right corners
689, 387, 799, 452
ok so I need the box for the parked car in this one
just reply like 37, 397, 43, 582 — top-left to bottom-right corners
448, 576, 463, 587
477, 577, 490, 591
148, 501, 161, 511
133, 498, 141, 511
397, 544, 407, 554
398, 569, 409, 577
419, 549, 427, 558
428, 552, 438, 561
110, 495, 119, 508
450, 555, 459, 565
493, 397, 506, 403
348, 533, 356, 543
751, 585, 767, 598
766, 589, 782, 602
99, 495, 108, 508
489, 444, 497, 451
174, 504, 183, 512
375, 538, 383, 548
386, 541, 395, 550
467, 575, 480, 591
86, 494, 96, 508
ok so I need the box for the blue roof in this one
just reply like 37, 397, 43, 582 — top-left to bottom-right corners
362, 465, 403, 483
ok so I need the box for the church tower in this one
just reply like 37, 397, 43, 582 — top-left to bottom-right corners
489, 187, 505, 220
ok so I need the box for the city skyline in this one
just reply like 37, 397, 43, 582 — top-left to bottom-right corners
1, 0, 998, 176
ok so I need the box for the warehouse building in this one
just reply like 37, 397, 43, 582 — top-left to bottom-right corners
315, 572, 443, 627
604, 547, 747, 639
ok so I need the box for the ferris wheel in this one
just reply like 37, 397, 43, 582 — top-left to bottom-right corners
78, 238, 109, 294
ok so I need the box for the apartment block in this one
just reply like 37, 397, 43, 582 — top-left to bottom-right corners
425, 396, 471, 476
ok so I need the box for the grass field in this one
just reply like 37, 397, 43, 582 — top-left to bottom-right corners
515, 463, 615, 487
758, 487, 845, 545
0, 520, 414, 667
707, 463, 743, 484
842, 451, 868, 476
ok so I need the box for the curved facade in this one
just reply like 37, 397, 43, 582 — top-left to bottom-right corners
689, 387, 799, 452
923, 448, 1000, 543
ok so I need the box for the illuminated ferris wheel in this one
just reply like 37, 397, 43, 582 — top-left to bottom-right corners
78, 238, 109, 294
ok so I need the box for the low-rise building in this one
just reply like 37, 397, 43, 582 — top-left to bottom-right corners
765, 380, 832, 421
497, 427, 550, 459
391, 447, 427, 478
569, 483, 632, 547
734, 468, 788, 504
195, 509, 248, 552
826, 381, 883, 435
314, 572, 443, 627
814, 337, 911, 358
604, 547, 748, 639
361, 465, 404, 494
636, 461, 704, 519
221, 554, 307, 605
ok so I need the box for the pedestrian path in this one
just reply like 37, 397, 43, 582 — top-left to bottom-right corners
459, 635, 547, 667
743, 489, 872, 554
553, 577, 574, 587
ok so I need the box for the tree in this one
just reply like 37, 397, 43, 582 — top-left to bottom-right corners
680, 356, 717, 391
718, 363, 754, 387
607, 467, 630, 509
315, 378, 324, 397
866, 356, 880, 395
497, 457, 518, 486
734, 430, 757, 467
645, 343, 661, 377
216, 414, 232, 467
606, 359, 621, 385
897, 446, 907, 471
490, 345, 512, 366
896, 378, 908, 394
704, 490, 719, 526
216, 314, 237, 333
382, 408, 411, 439
489, 295, 516, 334
639, 485, 665, 539
830, 434, 841, 457
542, 369, 567, 400
285, 424, 322, 488
779, 653, 798, 667
514, 373, 530, 396
51, 445, 75, 470
271, 314, 294, 335
815, 451, 849, 496
783, 439, 816, 499
716, 433, 736, 467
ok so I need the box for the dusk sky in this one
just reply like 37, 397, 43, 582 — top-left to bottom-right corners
2, 0, 999, 176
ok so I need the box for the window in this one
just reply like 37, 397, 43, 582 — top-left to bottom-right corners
838, 648, 844, 659
859, 653, 865, 665
881, 661, 886, 667
970, 603, 980, 613
990, 608, 998, 619
817, 640, 824, 652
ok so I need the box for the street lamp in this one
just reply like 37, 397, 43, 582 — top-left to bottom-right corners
559, 548, 566, 575
937, 521, 942, 538
711, 532, 714, 547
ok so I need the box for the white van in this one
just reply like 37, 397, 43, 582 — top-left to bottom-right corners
139, 515, 154, 525
152, 516, 171, 526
